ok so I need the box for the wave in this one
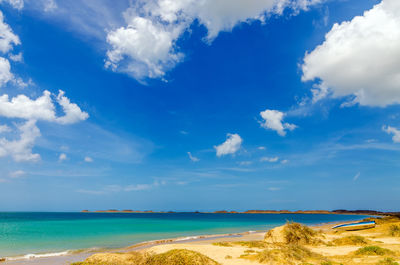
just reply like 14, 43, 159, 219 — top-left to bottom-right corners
5, 250, 71, 261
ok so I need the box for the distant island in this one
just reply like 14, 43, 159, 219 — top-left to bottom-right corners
81, 209, 400, 217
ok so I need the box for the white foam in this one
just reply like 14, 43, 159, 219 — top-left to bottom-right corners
175, 236, 200, 242
5, 250, 70, 261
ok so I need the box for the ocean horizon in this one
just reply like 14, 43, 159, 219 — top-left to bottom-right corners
0, 212, 371, 260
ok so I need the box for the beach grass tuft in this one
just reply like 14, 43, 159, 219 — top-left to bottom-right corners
72, 249, 220, 265
234, 241, 269, 248
376, 258, 399, 265
389, 225, 400, 237
355, 246, 394, 256
332, 235, 368, 246
241, 244, 325, 264
212, 242, 233, 247
283, 222, 321, 245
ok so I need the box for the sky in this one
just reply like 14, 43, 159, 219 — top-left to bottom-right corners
0, 0, 399, 212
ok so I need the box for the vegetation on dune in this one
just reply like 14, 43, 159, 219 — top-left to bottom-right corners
145, 249, 220, 265
212, 242, 233, 247
242, 244, 329, 265
376, 258, 400, 265
355, 246, 394, 256
234, 241, 269, 248
72, 249, 220, 265
389, 225, 400, 237
282, 222, 322, 245
332, 235, 368, 246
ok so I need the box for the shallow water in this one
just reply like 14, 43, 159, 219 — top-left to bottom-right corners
0, 212, 370, 259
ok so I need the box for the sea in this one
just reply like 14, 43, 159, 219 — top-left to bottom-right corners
0, 212, 371, 260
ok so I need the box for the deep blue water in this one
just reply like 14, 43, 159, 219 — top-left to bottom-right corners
0, 212, 370, 258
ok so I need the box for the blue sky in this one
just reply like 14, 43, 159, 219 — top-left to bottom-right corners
0, 0, 399, 212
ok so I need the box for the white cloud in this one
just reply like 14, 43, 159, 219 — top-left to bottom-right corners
258, 146, 266, 150
353, 172, 360, 181
78, 181, 165, 195
43, 0, 57, 12
187, 151, 199, 162
260, 109, 297, 136
0, 124, 10, 133
260, 156, 279, 162
59, 153, 67, 161
106, 0, 322, 81
105, 16, 184, 80
84, 156, 93, 163
9, 52, 22, 62
280, 159, 288, 164
55, 90, 89, 124
9, 170, 25, 178
0, 57, 13, 86
302, 0, 400, 107
383, 125, 400, 143
239, 161, 252, 166
0, 120, 41, 162
214, 133, 242, 157
0, 90, 89, 123
0, 10, 20, 53
0, 91, 88, 162
0, 0, 24, 10
124, 183, 152, 191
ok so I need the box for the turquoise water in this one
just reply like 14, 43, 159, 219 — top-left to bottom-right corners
0, 212, 370, 258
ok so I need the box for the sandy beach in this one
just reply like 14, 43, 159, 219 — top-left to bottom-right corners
5, 216, 400, 265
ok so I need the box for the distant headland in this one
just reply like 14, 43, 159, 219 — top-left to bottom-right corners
81, 209, 400, 216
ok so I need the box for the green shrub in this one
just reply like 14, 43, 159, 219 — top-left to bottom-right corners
355, 246, 393, 256
389, 225, 400, 237
332, 235, 368, 246
284, 222, 320, 245
376, 258, 399, 265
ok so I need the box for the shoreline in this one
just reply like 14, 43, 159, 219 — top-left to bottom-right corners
1, 217, 370, 264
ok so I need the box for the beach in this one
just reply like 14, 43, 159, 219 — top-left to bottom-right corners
71, 216, 400, 265
3, 214, 400, 264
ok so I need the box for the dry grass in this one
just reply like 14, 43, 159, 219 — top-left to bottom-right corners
376, 258, 399, 265
212, 242, 233, 247
332, 235, 368, 246
72, 249, 220, 265
243, 244, 328, 265
389, 225, 400, 237
354, 246, 394, 256
233, 241, 269, 248
282, 222, 321, 245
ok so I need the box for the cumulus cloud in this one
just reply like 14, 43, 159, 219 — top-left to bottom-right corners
214, 133, 242, 157
106, 0, 322, 80
9, 52, 22, 62
55, 90, 89, 124
0, 90, 88, 123
187, 151, 199, 162
0, 57, 13, 86
383, 125, 400, 143
59, 153, 67, 161
260, 156, 279, 162
0, 91, 88, 162
0, 10, 21, 53
302, 0, 400, 107
260, 109, 297, 136
0, 120, 41, 162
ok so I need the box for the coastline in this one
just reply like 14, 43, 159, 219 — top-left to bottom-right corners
1, 217, 369, 265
